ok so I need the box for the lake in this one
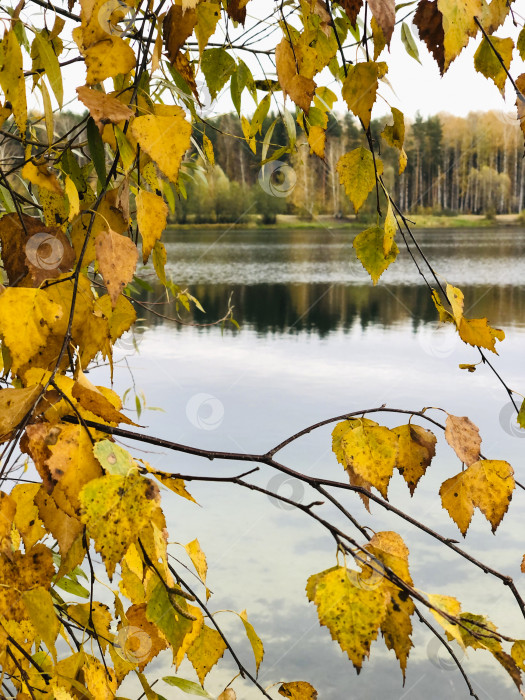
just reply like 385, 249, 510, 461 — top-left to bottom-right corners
107, 226, 525, 699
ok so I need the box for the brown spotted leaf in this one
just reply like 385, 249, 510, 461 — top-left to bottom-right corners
445, 413, 481, 466
96, 229, 138, 307
393, 424, 437, 495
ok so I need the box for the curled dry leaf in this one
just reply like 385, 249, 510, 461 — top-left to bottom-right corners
76, 86, 133, 131
445, 413, 481, 466
278, 681, 318, 699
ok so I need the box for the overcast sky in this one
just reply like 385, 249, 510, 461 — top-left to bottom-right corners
34, 1, 525, 120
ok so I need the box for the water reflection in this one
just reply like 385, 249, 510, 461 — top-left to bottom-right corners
116, 226, 525, 699
135, 227, 525, 335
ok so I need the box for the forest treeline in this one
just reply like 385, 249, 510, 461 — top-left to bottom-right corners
183, 110, 525, 224
0, 110, 521, 224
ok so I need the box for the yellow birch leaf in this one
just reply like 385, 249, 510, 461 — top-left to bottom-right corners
65, 176, 80, 222
278, 681, 318, 699
353, 225, 399, 285
143, 465, 197, 503
174, 605, 204, 668
0, 288, 63, 374
202, 133, 215, 165
0, 491, 15, 556
382, 107, 405, 151
332, 418, 379, 511
275, 38, 316, 114
337, 148, 382, 214
240, 609, 264, 675
0, 543, 55, 622
76, 85, 133, 131
196, 2, 221, 55
0, 385, 42, 442
341, 423, 398, 498
431, 289, 454, 323
306, 565, 388, 670
80, 472, 161, 579
437, 0, 482, 71
21, 586, 60, 658
94, 440, 134, 476
120, 603, 168, 669
511, 640, 525, 671
456, 612, 523, 692
70, 188, 128, 265
342, 62, 382, 129
458, 316, 505, 353
83, 36, 136, 85
371, 17, 386, 60
96, 229, 139, 307
445, 413, 481, 466
71, 381, 137, 425
0, 30, 27, 136
392, 424, 436, 495
163, 4, 197, 62
11, 483, 45, 550
427, 593, 464, 647
383, 200, 397, 256
34, 486, 83, 558
22, 162, 64, 194
46, 423, 104, 512
440, 460, 514, 535
398, 148, 407, 174
131, 114, 192, 184
83, 656, 117, 699
95, 293, 137, 345
185, 538, 207, 583
136, 190, 168, 264
365, 532, 414, 679
187, 624, 227, 685
474, 36, 514, 96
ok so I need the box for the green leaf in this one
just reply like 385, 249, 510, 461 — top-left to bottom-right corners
517, 399, 525, 430
231, 60, 251, 115
54, 577, 90, 598
93, 440, 134, 476
337, 148, 383, 214
474, 35, 514, 96
518, 26, 525, 60
86, 117, 106, 187
400, 22, 421, 64
353, 225, 399, 286
250, 94, 271, 138
201, 48, 236, 100
33, 30, 63, 106
162, 677, 213, 697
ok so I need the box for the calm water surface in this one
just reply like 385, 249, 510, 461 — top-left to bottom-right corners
107, 227, 525, 699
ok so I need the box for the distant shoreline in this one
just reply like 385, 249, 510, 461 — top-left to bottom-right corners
169, 213, 524, 231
